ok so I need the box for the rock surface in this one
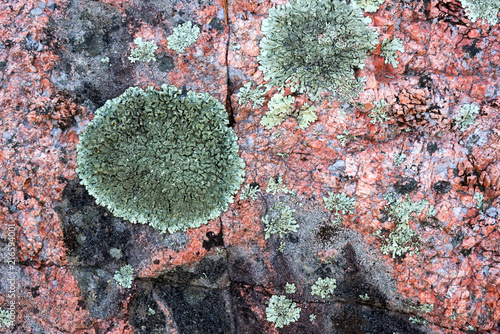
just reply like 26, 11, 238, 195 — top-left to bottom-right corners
0, 0, 499, 333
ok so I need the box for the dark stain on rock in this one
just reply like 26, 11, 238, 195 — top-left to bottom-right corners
157, 55, 175, 72
230, 284, 268, 334
331, 303, 426, 334
202, 230, 224, 251
426, 141, 438, 155
433, 180, 451, 194
462, 40, 481, 58
59, 179, 132, 268
394, 177, 418, 195
129, 282, 166, 334
335, 243, 387, 308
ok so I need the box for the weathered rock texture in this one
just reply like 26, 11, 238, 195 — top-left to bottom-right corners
0, 0, 499, 333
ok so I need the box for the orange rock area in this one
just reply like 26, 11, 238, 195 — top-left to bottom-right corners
0, 0, 499, 333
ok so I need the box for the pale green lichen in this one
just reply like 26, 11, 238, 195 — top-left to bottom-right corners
114, 264, 134, 288
100, 56, 110, 63
266, 176, 293, 195
261, 94, 295, 129
376, 194, 428, 258
473, 192, 484, 211
109, 247, 122, 259
266, 295, 301, 328
380, 37, 405, 68
393, 152, 407, 167
76, 85, 245, 234
167, 21, 200, 53
323, 192, 356, 215
128, 37, 157, 63
369, 99, 390, 124
309, 314, 317, 322
240, 184, 261, 201
354, 0, 386, 12
359, 293, 370, 301
311, 277, 337, 298
337, 130, 351, 147
258, 0, 378, 100
262, 203, 299, 239
284, 283, 297, 294
456, 103, 480, 131
0, 308, 13, 328
297, 104, 318, 129
237, 82, 266, 107
460, 0, 500, 23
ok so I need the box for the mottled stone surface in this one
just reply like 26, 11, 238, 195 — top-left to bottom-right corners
0, 0, 499, 333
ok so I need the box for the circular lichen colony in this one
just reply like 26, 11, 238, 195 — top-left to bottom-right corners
258, 0, 378, 100
76, 85, 245, 233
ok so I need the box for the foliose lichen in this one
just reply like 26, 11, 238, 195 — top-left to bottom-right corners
284, 283, 297, 294
459, 0, 500, 23
128, 37, 157, 63
237, 82, 266, 107
258, 0, 378, 100
323, 192, 356, 215
260, 94, 295, 129
240, 183, 261, 201
167, 21, 200, 53
114, 264, 134, 288
0, 308, 13, 328
455, 103, 480, 131
297, 104, 318, 129
311, 277, 337, 298
380, 37, 405, 68
353, 0, 386, 12
76, 85, 245, 234
266, 295, 301, 328
262, 203, 299, 239
369, 99, 390, 124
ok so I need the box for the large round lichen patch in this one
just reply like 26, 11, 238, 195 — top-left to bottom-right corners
76, 85, 245, 233
258, 0, 378, 100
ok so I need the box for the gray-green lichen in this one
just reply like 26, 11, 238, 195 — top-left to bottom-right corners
76, 85, 245, 234
113, 264, 134, 288
380, 37, 405, 68
284, 283, 297, 294
262, 203, 299, 239
369, 99, 390, 124
167, 21, 200, 53
460, 0, 500, 23
128, 37, 157, 63
0, 308, 13, 328
311, 277, 337, 298
323, 192, 356, 215
266, 295, 301, 328
240, 184, 261, 201
375, 194, 428, 258
261, 94, 295, 129
354, 0, 386, 12
258, 0, 378, 100
297, 104, 318, 129
456, 103, 480, 131
237, 82, 266, 107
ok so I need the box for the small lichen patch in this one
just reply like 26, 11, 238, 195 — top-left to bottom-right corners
261, 94, 295, 130
284, 283, 297, 294
237, 82, 266, 107
262, 203, 299, 239
380, 38, 405, 68
297, 104, 318, 129
167, 21, 200, 53
266, 295, 301, 328
459, 0, 500, 23
311, 277, 337, 298
354, 0, 386, 12
128, 37, 157, 63
323, 192, 356, 215
456, 103, 480, 131
114, 264, 134, 288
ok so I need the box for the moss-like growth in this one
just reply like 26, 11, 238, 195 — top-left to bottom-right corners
76, 85, 245, 233
460, 0, 500, 23
128, 37, 157, 63
258, 0, 378, 100
167, 21, 200, 53
266, 295, 301, 328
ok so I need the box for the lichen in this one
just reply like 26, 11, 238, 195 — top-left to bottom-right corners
114, 264, 134, 288
297, 104, 318, 129
353, 0, 386, 12
369, 99, 390, 124
240, 184, 261, 201
266, 295, 301, 328
237, 82, 266, 107
167, 21, 200, 53
323, 192, 356, 215
128, 37, 157, 63
284, 283, 297, 294
0, 308, 13, 328
76, 85, 245, 234
380, 37, 405, 68
375, 194, 428, 258
311, 277, 337, 298
456, 103, 480, 131
266, 176, 293, 195
393, 152, 407, 167
261, 94, 295, 129
262, 203, 299, 239
459, 0, 500, 23
258, 0, 378, 100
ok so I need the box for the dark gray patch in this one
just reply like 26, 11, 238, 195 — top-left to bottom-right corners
426, 141, 438, 155
207, 17, 225, 32
433, 180, 451, 194
129, 282, 167, 334
462, 40, 481, 58
157, 55, 175, 72
72, 267, 128, 319
394, 177, 418, 195
230, 284, 268, 334
331, 303, 426, 334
